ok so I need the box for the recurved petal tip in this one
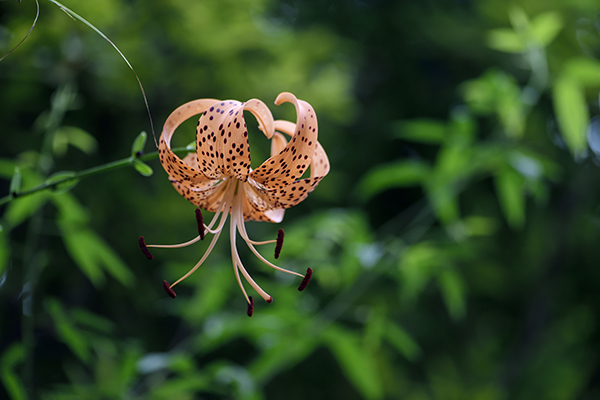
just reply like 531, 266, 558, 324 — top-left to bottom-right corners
298, 267, 313, 291
139, 236, 153, 260
163, 280, 177, 299
247, 296, 254, 317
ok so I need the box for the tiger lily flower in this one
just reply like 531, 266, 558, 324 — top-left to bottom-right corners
139, 92, 329, 315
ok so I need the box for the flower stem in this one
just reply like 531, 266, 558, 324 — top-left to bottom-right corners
0, 146, 191, 207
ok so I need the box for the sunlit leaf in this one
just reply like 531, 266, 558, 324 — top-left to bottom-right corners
437, 269, 467, 321
495, 167, 525, 229
553, 75, 589, 156
530, 12, 563, 46
357, 161, 430, 201
323, 325, 383, 400
46, 298, 91, 363
384, 321, 422, 361
393, 119, 446, 144
0, 343, 26, 400
53, 126, 98, 157
487, 28, 525, 53
4, 191, 49, 229
563, 58, 600, 86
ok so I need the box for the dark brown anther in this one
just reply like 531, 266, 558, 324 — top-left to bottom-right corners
139, 236, 153, 260
298, 267, 313, 291
196, 208, 205, 240
163, 280, 177, 298
247, 296, 254, 317
274, 229, 284, 259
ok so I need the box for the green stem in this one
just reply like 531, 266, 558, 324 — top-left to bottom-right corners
0, 147, 191, 207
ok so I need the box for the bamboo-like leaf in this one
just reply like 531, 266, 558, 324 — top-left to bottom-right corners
357, 161, 430, 201
0, 343, 27, 400
553, 75, 589, 156
323, 325, 383, 400
437, 269, 467, 321
495, 167, 525, 229
46, 298, 91, 363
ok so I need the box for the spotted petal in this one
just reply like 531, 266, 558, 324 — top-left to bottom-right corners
250, 92, 318, 189
159, 99, 219, 184
196, 99, 275, 182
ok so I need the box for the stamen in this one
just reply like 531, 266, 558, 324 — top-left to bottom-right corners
235, 199, 303, 278
163, 280, 177, 298
298, 267, 313, 291
139, 236, 153, 260
196, 208, 205, 240
169, 180, 237, 290
274, 229, 284, 259
247, 296, 254, 317
230, 193, 273, 303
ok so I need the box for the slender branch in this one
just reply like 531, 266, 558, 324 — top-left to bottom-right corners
0, 147, 192, 207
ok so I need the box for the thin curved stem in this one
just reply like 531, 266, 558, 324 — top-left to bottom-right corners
0, 147, 192, 207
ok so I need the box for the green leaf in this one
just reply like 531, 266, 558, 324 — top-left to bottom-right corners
4, 191, 49, 229
563, 58, 600, 86
46, 171, 80, 194
393, 119, 446, 144
384, 321, 422, 361
46, 298, 91, 363
54, 193, 133, 287
495, 167, 525, 229
0, 228, 9, 277
131, 158, 153, 177
59, 223, 105, 286
9, 167, 21, 195
486, 28, 525, 53
357, 161, 430, 201
437, 269, 467, 321
323, 325, 383, 400
53, 126, 98, 157
553, 75, 589, 156
130, 131, 148, 156
0, 343, 26, 400
530, 11, 563, 47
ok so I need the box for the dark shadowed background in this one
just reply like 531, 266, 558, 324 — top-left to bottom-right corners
2, 0, 600, 399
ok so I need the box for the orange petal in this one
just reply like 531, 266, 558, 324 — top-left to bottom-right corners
270, 132, 288, 157
250, 93, 318, 190
159, 99, 219, 184
196, 100, 273, 182
242, 181, 285, 222
170, 177, 229, 213
244, 99, 275, 139
272, 120, 329, 179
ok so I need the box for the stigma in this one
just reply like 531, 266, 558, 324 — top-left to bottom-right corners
140, 178, 311, 315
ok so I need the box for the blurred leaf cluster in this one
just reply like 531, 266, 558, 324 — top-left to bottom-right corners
2, 0, 600, 399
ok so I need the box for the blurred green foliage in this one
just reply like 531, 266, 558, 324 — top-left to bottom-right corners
2, 0, 600, 399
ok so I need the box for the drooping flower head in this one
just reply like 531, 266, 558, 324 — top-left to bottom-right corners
139, 92, 329, 315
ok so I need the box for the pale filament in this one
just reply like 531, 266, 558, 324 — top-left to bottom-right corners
236, 186, 304, 278
146, 180, 231, 249
230, 182, 272, 303
168, 180, 236, 288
